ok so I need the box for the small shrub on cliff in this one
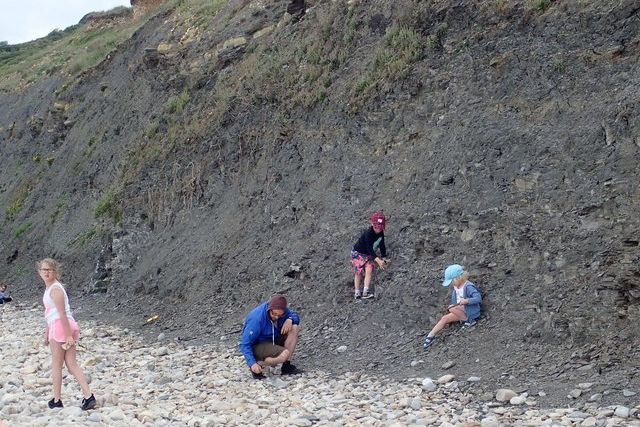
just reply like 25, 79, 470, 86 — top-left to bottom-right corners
381, 25, 423, 72
14, 221, 32, 237
166, 92, 190, 114
5, 180, 33, 221
70, 227, 98, 247
147, 122, 160, 139
427, 22, 448, 50
94, 188, 122, 223
352, 24, 423, 101
190, 0, 226, 27
50, 195, 69, 224
535, 0, 554, 11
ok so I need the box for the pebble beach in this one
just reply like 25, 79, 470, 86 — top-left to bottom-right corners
1, 305, 638, 426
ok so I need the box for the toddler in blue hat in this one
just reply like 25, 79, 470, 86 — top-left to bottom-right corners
423, 264, 482, 349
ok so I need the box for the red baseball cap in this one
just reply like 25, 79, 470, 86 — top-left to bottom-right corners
371, 211, 385, 229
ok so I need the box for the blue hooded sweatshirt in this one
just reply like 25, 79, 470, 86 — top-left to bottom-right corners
239, 301, 300, 367
451, 281, 482, 322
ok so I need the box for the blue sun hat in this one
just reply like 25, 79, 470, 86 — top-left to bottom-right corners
442, 264, 464, 287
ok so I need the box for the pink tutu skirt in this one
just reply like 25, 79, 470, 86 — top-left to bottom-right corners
48, 318, 80, 343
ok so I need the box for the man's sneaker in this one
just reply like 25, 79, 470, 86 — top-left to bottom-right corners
81, 394, 96, 410
461, 320, 477, 329
252, 370, 266, 380
354, 292, 362, 300
281, 361, 302, 375
362, 290, 374, 299
48, 398, 63, 409
423, 336, 435, 349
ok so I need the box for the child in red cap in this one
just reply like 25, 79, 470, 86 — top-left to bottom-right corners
350, 211, 391, 299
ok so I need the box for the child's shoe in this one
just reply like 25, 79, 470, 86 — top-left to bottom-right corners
423, 336, 435, 349
48, 398, 63, 409
461, 320, 477, 329
81, 394, 96, 410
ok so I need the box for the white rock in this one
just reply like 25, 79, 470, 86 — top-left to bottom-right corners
82, 357, 99, 367
480, 417, 501, 427
20, 365, 38, 374
410, 398, 421, 409
510, 395, 526, 405
108, 408, 126, 420
437, 374, 455, 384
614, 406, 630, 418
289, 418, 312, 426
580, 417, 597, 426
568, 389, 582, 398
151, 347, 168, 356
87, 412, 102, 422
60, 406, 83, 417
441, 360, 456, 369
336, 345, 347, 353
421, 378, 436, 392
495, 389, 517, 402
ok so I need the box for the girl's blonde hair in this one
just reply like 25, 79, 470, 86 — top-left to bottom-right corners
455, 271, 469, 284
36, 258, 62, 280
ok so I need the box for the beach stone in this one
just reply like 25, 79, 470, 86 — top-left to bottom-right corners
20, 365, 38, 374
441, 361, 456, 369
60, 406, 83, 417
495, 389, 517, 402
289, 417, 312, 426
568, 389, 582, 398
421, 378, 436, 392
0, 305, 634, 426
87, 412, 102, 422
510, 395, 526, 405
151, 347, 168, 356
83, 357, 99, 367
480, 417, 501, 427
614, 406, 630, 418
410, 398, 422, 409
437, 374, 455, 384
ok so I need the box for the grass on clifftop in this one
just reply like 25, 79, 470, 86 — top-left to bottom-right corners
0, 1, 185, 91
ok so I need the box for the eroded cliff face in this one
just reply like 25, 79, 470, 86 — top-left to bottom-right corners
131, 0, 165, 17
1, 0, 639, 406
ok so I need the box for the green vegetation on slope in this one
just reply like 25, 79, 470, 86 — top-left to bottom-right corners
0, 2, 183, 91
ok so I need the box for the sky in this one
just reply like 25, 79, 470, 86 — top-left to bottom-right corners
0, 0, 131, 45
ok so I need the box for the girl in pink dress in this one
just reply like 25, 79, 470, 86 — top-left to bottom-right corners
38, 258, 96, 410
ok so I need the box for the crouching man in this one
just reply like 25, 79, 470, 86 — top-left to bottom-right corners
239, 293, 301, 379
